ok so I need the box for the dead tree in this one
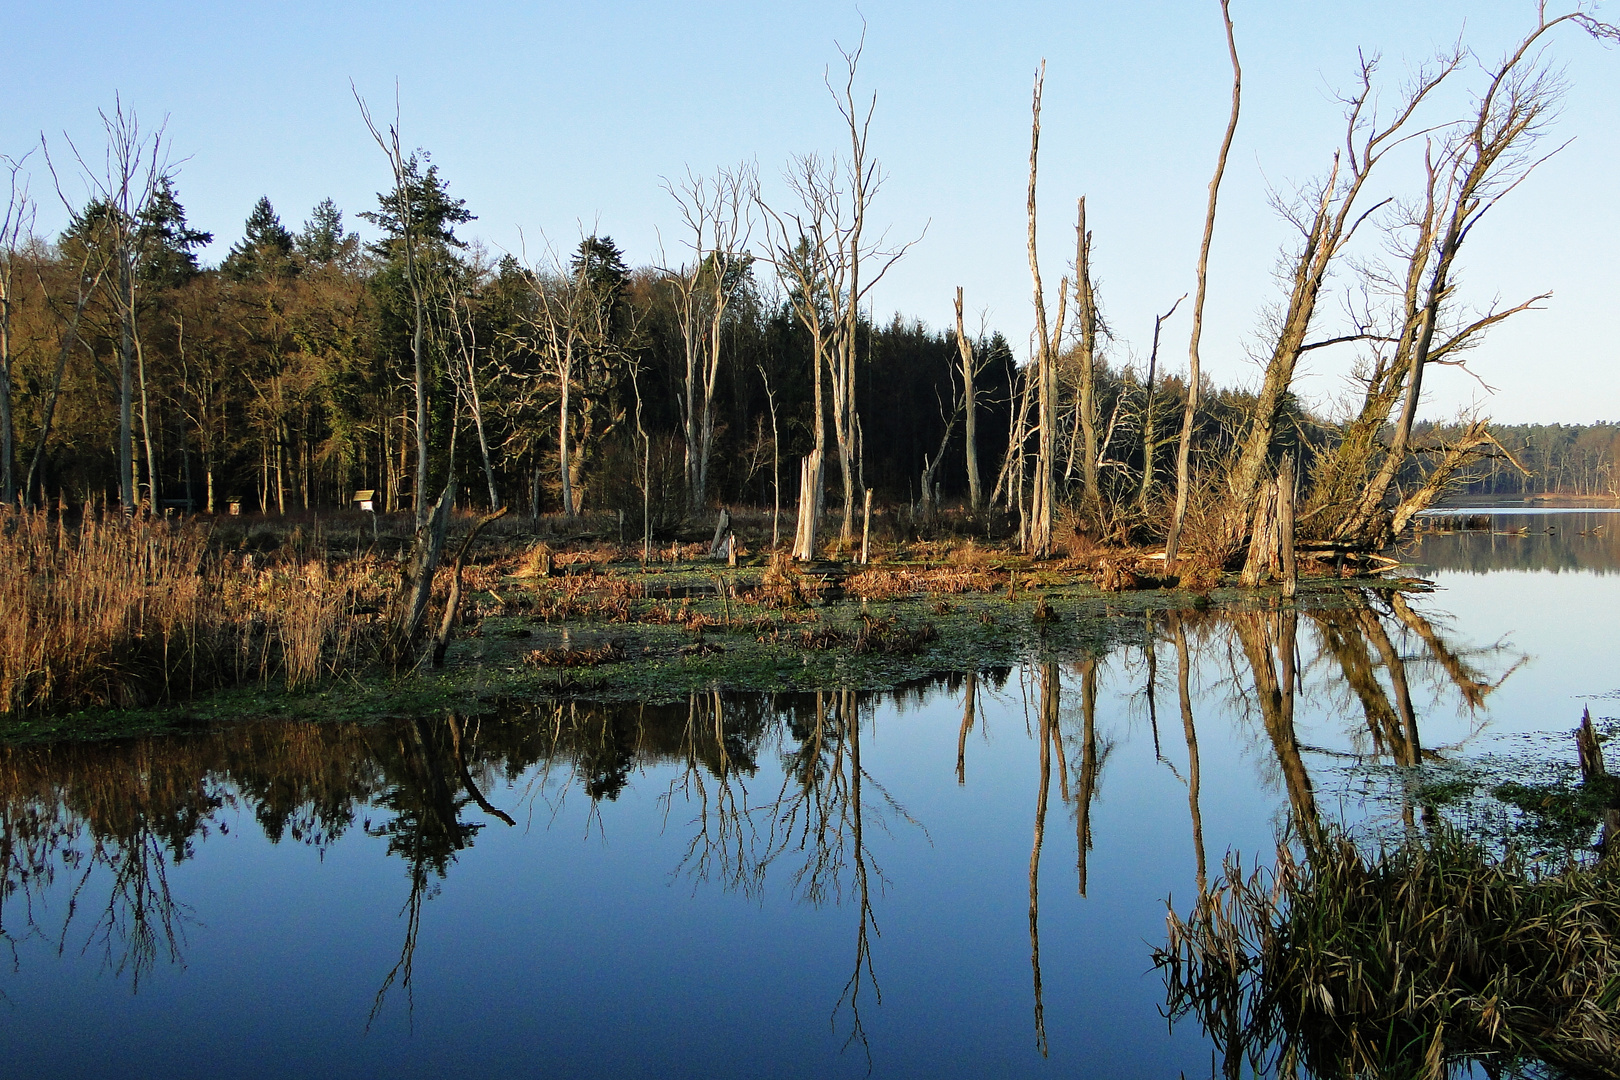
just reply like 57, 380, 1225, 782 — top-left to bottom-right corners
1023, 62, 1069, 558
1328, 8, 1617, 545
1070, 197, 1102, 521
1166, 0, 1241, 562
356, 90, 434, 527
47, 101, 169, 512
954, 287, 983, 514
758, 365, 782, 547
25, 244, 106, 505
664, 163, 754, 510
0, 155, 30, 505
1223, 46, 1465, 532
444, 263, 501, 510
1137, 295, 1185, 512
761, 35, 916, 548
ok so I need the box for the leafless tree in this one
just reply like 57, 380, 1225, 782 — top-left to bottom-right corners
1137, 294, 1186, 511
355, 88, 434, 526
663, 163, 755, 510
443, 253, 501, 509
760, 32, 917, 547
0, 154, 32, 505
1069, 196, 1103, 520
514, 236, 632, 517
1023, 62, 1069, 557
953, 287, 985, 514
1166, 0, 1241, 562
1327, 7, 1618, 543
45, 100, 170, 512
1223, 44, 1467, 536
25, 242, 106, 506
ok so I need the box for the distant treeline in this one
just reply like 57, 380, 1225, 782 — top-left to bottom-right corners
1420, 422, 1620, 498
0, 170, 1274, 526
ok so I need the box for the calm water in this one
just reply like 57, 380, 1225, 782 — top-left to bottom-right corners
4, 511, 1618, 1079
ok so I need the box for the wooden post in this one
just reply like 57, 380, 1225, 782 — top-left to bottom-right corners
860, 489, 873, 564
1278, 454, 1297, 599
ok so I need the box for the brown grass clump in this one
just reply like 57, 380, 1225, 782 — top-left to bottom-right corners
749, 553, 823, 608
0, 510, 216, 711
0, 509, 385, 714
790, 616, 939, 655
1173, 557, 1223, 592
523, 639, 626, 667
844, 565, 996, 601
515, 542, 556, 578
1094, 558, 1142, 592
945, 539, 992, 568
1054, 505, 1101, 559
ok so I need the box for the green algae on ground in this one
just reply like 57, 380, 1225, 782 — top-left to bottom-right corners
0, 572, 1398, 746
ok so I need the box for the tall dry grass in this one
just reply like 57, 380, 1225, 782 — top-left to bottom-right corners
0, 509, 386, 714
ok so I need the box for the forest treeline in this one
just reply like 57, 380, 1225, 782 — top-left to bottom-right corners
0, 7, 1614, 572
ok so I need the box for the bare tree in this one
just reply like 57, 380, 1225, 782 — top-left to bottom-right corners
0, 154, 32, 505
1328, 8, 1617, 544
757, 364, 782, 547
1137, 294, 1186, 511
1223, 45, 1466, 534
444, 254, 501, 510
514, 237, 632, 518
663, 163, 755, 510
1165, 0, 1241, 562
1023, 62, 1069, 557
46, 100, 170, 512
25, 242, 106, 506
1069, 196, 1103, 520
355, 88, 434, 527
760, 33, 917, 548
953, 287, 984, 514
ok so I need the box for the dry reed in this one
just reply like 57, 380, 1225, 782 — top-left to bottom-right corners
0, 509, 385, 714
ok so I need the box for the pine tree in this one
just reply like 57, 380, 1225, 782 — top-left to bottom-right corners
222, 196, 295, 281
295, 197, 351, 266
137, 178, 213, 287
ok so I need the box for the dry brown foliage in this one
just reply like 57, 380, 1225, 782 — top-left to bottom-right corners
0, 510, 386, 712
844, 565, 997, 601
523, 639, 626, 667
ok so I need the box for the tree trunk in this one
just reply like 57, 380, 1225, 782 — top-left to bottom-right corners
119, 262, 136, 512
955, 288, 981, 514
1167, 0, 1240, 562
558, 341, 574, 518
1072, 198, 1101, 519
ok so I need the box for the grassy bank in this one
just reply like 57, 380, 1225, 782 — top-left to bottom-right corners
0, 505, 1412, 742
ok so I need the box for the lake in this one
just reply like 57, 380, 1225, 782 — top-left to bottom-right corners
4, 510, 1617, 1078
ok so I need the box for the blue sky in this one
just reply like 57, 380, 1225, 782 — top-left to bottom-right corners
5, 1, 1616, 422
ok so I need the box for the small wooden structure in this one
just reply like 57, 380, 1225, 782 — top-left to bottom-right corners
353, 489, 377, 512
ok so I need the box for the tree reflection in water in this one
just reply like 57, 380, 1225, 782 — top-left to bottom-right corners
1156, 591, 1547, 1078
0, 586, 1527, 1064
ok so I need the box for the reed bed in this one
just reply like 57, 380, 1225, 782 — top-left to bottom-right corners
1157, 827, 1620, 1079
0, 509, 387, 714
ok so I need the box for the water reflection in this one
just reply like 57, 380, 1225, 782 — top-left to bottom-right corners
1413, 509, 1620, 574
0, 587, 1531, 1075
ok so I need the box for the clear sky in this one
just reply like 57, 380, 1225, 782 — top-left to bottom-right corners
4, 1, 1616, 423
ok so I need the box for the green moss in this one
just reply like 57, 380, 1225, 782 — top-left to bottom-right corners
0, 569, 1393, 745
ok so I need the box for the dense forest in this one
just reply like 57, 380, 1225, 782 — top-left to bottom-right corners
0, 7, 1614, 568
0, 171, 1022, 523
